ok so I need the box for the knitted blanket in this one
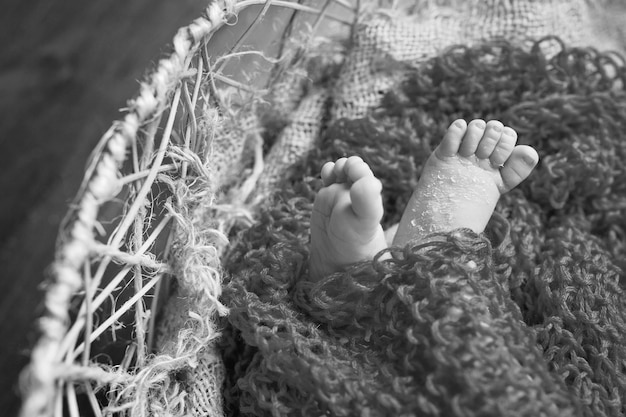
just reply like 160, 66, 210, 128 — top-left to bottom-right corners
220, 37, 626, 417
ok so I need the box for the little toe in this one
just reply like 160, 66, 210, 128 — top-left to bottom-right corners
435, 119, 467, 158
458, 119, 487, 157
476, 120, 504, 159
350, 176, 384, 222
321, 161, 336, 186
332, 157, 349, 182
489, 127, 517, 167
500, 145, 539, 192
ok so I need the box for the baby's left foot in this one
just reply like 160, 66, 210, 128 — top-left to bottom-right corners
309, 156, 388, 281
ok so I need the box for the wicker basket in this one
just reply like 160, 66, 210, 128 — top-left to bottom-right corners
19, 1, 355, 415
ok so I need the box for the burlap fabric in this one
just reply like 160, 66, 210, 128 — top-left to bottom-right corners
252, 0, 621, 202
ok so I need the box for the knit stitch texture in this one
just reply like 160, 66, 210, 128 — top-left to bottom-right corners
220, 38, 626, 417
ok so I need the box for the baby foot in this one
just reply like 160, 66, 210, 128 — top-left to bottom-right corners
310, 156, 388, 280
392, 119, 539, 246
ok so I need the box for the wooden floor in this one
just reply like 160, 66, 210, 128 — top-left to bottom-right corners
0, 1, 205, 415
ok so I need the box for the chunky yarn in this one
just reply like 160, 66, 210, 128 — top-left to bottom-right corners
220, 38, 626, 417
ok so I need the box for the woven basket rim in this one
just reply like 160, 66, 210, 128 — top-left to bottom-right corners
19, 1, 358, 416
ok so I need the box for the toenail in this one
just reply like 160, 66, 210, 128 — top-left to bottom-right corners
490, 124, 502, 132
523, 154, 538, 165
472, 120, 486, 128
454, 119, 465, 127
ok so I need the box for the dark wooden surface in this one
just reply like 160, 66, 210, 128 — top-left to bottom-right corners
0, 1, 205, 415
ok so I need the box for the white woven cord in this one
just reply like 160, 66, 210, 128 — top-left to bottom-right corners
19, 6, 221, 417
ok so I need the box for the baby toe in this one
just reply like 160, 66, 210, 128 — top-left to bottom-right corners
345, 157, 373, 183
489, 127, 517, 167
500, 145, 539, 192
476, 120, 504, 159
459, 119, 487, 157
321, 161, 336, 186
435, 119, 467, 158
350, 176, 383, 222
332, 157, 349, 183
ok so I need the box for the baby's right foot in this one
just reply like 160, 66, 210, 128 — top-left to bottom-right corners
309, 156, 388, 281
393, 119, 539, 246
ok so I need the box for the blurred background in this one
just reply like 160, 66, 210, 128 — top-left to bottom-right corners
0, 1, 206, 414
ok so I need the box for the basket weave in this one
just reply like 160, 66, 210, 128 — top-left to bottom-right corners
19, 0, 623, 416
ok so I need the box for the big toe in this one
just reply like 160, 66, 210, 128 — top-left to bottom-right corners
500, 145, 539, 192
350, 176, 384, 222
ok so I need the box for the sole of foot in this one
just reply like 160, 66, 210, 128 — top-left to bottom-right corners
309, 156, 388, 280
392, 119, 539, 246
